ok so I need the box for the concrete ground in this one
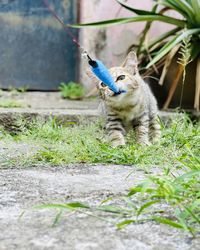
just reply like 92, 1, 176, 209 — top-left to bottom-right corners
0, 92, 200, 250
0, 165, 199, 250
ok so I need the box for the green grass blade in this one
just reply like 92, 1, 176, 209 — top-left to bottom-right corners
128, 185, 155, 197
116, 219, 136, 230
65, 202, 90, 209
175, 170, 200, 182
137, 200, 161, 216
52, 210, 63, 227
183, 206, 200, 224
34, 204, 75, 210
34, 202, 90, 210
100, 197, 115, 205
175, 209, 196, 236
146, 28, 200, 68
97, 205, 130, 214
71, 15, 186, 28
152, 216, 185, 229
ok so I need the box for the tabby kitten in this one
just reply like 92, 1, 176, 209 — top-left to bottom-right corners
93, 51, 161, 147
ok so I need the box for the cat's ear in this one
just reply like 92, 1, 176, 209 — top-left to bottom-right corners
122, 51, 138, 75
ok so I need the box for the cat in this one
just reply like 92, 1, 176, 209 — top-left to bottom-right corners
89, 51, 161, 147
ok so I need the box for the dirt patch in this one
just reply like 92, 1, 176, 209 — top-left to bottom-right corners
0, 165, 199, 250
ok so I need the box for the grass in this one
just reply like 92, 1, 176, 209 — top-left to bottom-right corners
3, 114, 199, 167
1, 114, 200, 235
0, 99, 24, 108
59, 82, 85, 100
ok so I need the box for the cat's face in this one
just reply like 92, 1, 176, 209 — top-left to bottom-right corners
98, 67, 139, 100
97, 51, 140, 102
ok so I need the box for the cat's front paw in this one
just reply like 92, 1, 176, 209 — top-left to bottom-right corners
112, 140, 126, 148
137, 140, 151, 146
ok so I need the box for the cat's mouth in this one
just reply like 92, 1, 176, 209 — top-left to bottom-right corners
112, 89, 126, 97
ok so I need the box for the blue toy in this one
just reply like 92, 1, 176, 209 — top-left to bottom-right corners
88, 58, 125, 94
88, 59, 119, 93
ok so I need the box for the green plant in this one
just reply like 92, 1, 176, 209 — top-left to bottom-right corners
8, 86, 28, 94
1, 114, 200, 167
73, 0, 200, 110
0, 99, 24, 108
35, 161, 200, 235
59, 82, 85, 99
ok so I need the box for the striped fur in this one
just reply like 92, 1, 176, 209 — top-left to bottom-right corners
97, 51, 161, 147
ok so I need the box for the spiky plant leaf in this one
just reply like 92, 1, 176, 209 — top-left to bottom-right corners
71, 15, 186, 28
147, 28, 200, 68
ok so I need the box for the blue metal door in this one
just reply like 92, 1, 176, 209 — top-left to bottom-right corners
0, 0, 78, 90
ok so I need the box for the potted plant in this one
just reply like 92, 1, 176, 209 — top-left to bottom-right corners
74, 0, 200, 111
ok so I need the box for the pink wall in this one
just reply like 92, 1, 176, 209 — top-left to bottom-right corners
79, 0, 176, 89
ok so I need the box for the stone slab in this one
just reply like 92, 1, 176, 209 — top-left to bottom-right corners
0, 165, 199, 250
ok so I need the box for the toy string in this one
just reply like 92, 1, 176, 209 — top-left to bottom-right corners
42, 0, 93, 61
42, 0, 123, 94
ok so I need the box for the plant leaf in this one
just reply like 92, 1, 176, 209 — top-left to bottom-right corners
175, 170, 200, 182
128, 185, 155, 197
146, 28, 200, 68
183, 206, 200, 224
34, 204, 75, 210
191, 0, 200, 25
156, 0, 190, 18
152, 216, 185, 229
65, 202, 90, 209
52, 210, 62, 227
71, 15, 186, 28
142, 27, 181, 52
116, 219, 135, 229
116, 0, 157, 15
97, 205, 129, 214
137, 200, 161, 216
34, 202, 90, 210
169, 0, 195, 21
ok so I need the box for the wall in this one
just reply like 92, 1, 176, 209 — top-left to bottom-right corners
79, 0, 176, 90
0, 0, 78, 90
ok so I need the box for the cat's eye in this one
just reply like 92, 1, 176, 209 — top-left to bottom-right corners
116, 75, 125, 81
101, 82, 107, 87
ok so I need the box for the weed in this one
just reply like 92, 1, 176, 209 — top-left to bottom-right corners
59, 82, 85, 100
8, 86, 28, 94
1, 114, 199, 167
0, 99, 24, 108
